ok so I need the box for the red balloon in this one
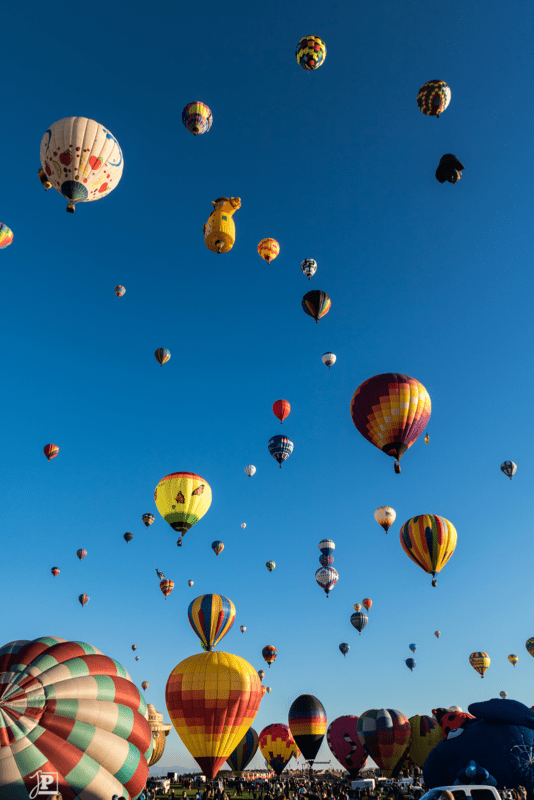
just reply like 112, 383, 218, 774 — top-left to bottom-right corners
272, 399, 291, 424
327, 716, 367, 777
43, 444, 59, 461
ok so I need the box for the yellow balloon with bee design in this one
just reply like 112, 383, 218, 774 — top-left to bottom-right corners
154, 472, 212, 539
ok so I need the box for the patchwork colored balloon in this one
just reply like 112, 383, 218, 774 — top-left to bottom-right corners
350, 374, 431, 472
301, 258, 317, 279
374, 506, 396, 533
399, 515, 457, 586
357, 708, 411, 778
469, 651, 490, 678
166, 650, 262, 779
315, 566, 338, 597
266, 561, 276, 572
154, 471, 212, 536
114, 285, 125, 297
227, 727, 259, 772
262, 645, 277, 667
417, 80, 451, 117
322, 352, 336, 369
327, 716, 368, 778
188, 594, 236, 650
182, 102, 213, 136
78, 593, 89, 607
319, 554, 333, 567
212, 540, 224, 556
43, 444, 59, 462
204, 197, 241, 253
296, 36, 327, 70
509, 654, 518, 667
258, 238, 280, 263
142, 513, 155, 527
160, 579, 174, 598
154, 347, 171, 366
0, 223, 13, 249
40, 117, 123, 212
288, 694, 327, 766
268, 435, 294, 468
526, 638, 534, 657
302, 290, 331, 323
259, 723, 298, 775
407, 715, 444, 768
273, 399, 291, 423
350, 610, 368, 635
0, 636, 152, 798
51, 567, 60, 577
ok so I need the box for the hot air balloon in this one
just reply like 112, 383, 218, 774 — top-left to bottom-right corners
43, 444, 59, 462
405, 658, 416, 672
78, 594, 89, 607
526, 638, 534, 657
501, 461, 517, 480
319, 539, 335, 555
76, 548, 87, 561
160, 579, 174, 598
322, 352, 336, 369
295, 36, 327, 70
258, 238, 280, 263
155, 471, 212, 543
339, 643, 350, 657
155, 347, 171, 366
227, 727, 259, 773
302, 290, 331, 323
399, 515, 457, 586
315, 567, 338, 597
262, 645, 277, 667
266, 687, 272, 693
142, 513, 155, 527
240, 626, 246, 633
132, 645, 137, 651
245, 465, 256, 478
258, 670, 265, 681
350, 610, 368, 635
268, 435, 294, 468
259, 724, 299, 775
435, 631, 441, 638
142, 681, 149, 691
374, 507, 396, 533
135, 656, 140, 661
500, 691, 508, 699
211, 540, 224, 557
182, 102, 213, 135
124, 532, 133, 543
357, 709, 411, 778
166, 650, 262, 778
354, 604, 361, 611
0, 636, 152, 798
0, 223, 13, 249
436, 154, 464, 184
327, 716, 368, 778
301, 259, 317, 279
319, 554, 333, 567
40, 117, 123, 212
51, 567, 60, 577
469, 652, 490, 678
288, 694, 327, 768
204, 197, 241, 253
362, 598, 372, 612
188, 594, 236, 650
273, 399, 291, 424
266, 561, 276, 572
147, 703, 173, 767
409, 644, 417, 653
156, 569, 165, 580
417, 80, 451, 117
351, 374, 431, 473
188, 580, 194, 587
509, 654, 518, 667
425, 433, 430, 444
407, 715, 444, 768
114, 285, 126, 297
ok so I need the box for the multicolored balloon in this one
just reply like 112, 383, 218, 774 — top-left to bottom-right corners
166, 651, 262, 778
240, 626, 246, 633
76, 548, 87, 561
78, 594, 89, 607
142, 681, 149, 691
227, 727, 259, 773
407, 715, 444, 768
268, 435, 294, 468
357, 709, 411, 778
160, 579, 174, 598
350, 610, 368, 635
417, 80, 451, 117
132, 645, 137, 651
43, 444, 59, 462
374, 506, 396, 533
259, 724, 298, 775
245, 465, 256, 478
399, 515, 457, 586
302, 290, 331, 323
188, 594, 236, 650
295, 36, 327, 70
339, 643, 350, 657
154, 347, 171, 366
0, 636, 152, 798
509, 654, 518, 667
469, 652, 490, 678
40, 117, 124, 212
266, 561, 276, 572
114, 285, 125, 297
405, 658, 416, 672
501, 461, 517, 480
273, 399, 291, 424
262, 645, 277, 667
288, 694, 327, 767
182, 102, 213, 135
0, 223, 13, 249
318, 539, 335, 556
154, 472, 212, 537
301, 258, 317, 279
327, 716, 367, 778
258, 670, 265, 681
142, 513, 155, 527
315, 566, 338, 597
51, 567, 60, 577
258, 238, 280, 263
500, 691, 508, 699
241, 523, 246, 528
362, 598, 372, 611
322, 352, 336, 369
351, 374, 431, 473
211, 540, 224, 556
526, 638, 534, 657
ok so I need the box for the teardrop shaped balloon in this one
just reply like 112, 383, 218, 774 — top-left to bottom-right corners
469, 651, 490, 677
40, 117, 123, 212
435, 630, 441, 638
409, 643, 417, 653
327, 716, 367, 778
154, 347, 171, 366
142, 681, 149, 691
295, 36, 327, 70
166, 651, 262, 778
374, 507, 396, 533
268, 435, 294, 468
160, 579, 174, 598
240, 626, 246, 633
51, 567, 60, 577
182, 102, 213, 135
266, 561, 276, 572
273, 399, 291, 424
319, 554, 333, 567
339, 643, 350, 657
526, 638, 534, 657
262, 645, 277, 667
124, 532, 133, 543
76, 548, 87, 561
350, 611, 368, 635
0, 223, 13, 249
155, 472, 212, 536
241, 523, 246, 528
78, 594, 89, 607
188, 580, 194, 587
259, 724, 298, 775
132, 645, 137, 651
322, 352, 336, 369
301, 258, 317, 279
315, 567, 338, 597
288, 694, 327, 767
407, 715, 444, 768
501, 461, 517, 480
43, 444, 59, 462
212, 540, 224, 556
508, 654, 518, 667
258, 238, 280, 263
245, 465, 256, 478
362, 598, 372, 612
302, 290, 331, 323
114, 285, 126, 297
357, 709, 411, 777
258, 670, 265, 681
405, 658, 416, 672
188, 594, 236, 651
417, 80, 451, 117
142, 513, 155, 527
399, 515, 457, 586
227, 727, 259, 772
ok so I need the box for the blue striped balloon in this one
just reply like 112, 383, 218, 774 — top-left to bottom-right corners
226, 727, 259, 772
268, 435, 294, 468
187, 594, 236, 650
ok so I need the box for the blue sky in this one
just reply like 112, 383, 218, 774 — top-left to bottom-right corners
2, 0, 534, 775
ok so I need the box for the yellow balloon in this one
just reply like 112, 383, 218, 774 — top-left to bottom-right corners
154, 472, 212, 536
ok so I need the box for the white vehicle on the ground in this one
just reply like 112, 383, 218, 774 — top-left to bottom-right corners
148, 776, 171, 792
419, 786, 501, 800
351, 780, 376, 791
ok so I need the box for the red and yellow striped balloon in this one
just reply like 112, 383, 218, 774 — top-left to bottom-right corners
399, 515, 457, 586
259, 723, 298, 775
166, 651, 262, 778
258, 238, 280, 263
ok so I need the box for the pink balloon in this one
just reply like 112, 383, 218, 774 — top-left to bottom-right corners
326, 716, 367, 777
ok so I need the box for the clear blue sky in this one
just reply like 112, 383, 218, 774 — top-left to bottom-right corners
2, 0, 534, 775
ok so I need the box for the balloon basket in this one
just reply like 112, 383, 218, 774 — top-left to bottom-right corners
66, 203, 75, 213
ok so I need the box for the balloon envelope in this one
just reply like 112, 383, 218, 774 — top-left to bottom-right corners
142, 513, 155, 527
399, 515, 457, 585
350, 611, 368, 634
43, 444, 59, 461
268, 435, 294, 467
188, 594, 236, 650
262, 645, 277, 666
273, 399, 291, 423
327, 716, 367, 777
77, 548, 87, 560
374, 507, 396, 533
114, 285, 125, 297
339, 643, 350, 657
212, 540, 224, 556
258, 238, 280, 263
509, 654, 518, 667
526, 638, 534, 657
259, 724, 298, 775
266, 561, 276, 572
154, 347, 171, 365
245, 465, 256, 478
154, 472, 212, 535
182, 102, 213, 135
302, 290, 331, 322
315, 567, 338, 596
357, 708, 411, 777
227, 727, 259, 772
362, 598, 372, 611
469, 652, 490, 677
405, 658, 416, 671
407, 715, 444, 768
417, 80, 451, 117
78, 594, 89, 607
295, 36, 327, 70
288, 694, 327, 765
0, 223, 13, 249
301, 258, 317, 279
160, 579, 174, 598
